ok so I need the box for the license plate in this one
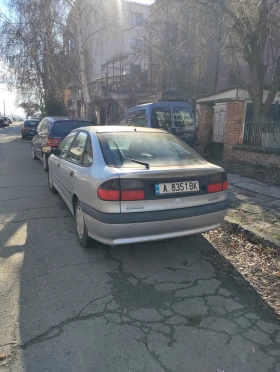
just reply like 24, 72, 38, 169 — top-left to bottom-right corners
155, 181, 199, 195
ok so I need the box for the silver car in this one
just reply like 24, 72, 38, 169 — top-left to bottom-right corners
43, 126, 228, 247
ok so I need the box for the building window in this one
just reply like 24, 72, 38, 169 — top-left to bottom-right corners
131, 12, 143, 26
165, 22, 178, 43
130, 38, 142, 51
130, 64, 141, 74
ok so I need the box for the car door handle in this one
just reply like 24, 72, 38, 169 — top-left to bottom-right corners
57, 163, 60, 168
70, 171, 74, 177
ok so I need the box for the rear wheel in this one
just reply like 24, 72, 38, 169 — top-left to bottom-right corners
32, 144, 38, 160
42, 153, 48, 171
48, 171, 57, 194
75, 200, 90, 248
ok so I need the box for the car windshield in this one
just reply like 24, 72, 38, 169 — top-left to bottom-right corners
51, 121, 92, 137
99, 131, 205, 168
24, 120, 40, 128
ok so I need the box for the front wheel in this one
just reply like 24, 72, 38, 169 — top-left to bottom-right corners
75, 200, 91, 248
42, 153, 48, 171
32, 144, 38, 160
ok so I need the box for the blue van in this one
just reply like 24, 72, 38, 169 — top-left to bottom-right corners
118, 102, 196, 147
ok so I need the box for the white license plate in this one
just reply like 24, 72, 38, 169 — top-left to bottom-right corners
155, 181, 199, 195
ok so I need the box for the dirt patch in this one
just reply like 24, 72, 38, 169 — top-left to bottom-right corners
210, 160, 280, 188
205, 229, 280, 316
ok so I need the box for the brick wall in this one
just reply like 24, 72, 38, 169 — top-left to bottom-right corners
197, 103, 213, 155
223, 101, 245, 155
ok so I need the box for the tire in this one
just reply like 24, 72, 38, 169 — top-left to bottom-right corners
32, 144, 38, 160
22, 135, 25, 140
42, 153, 49, 172
48, 171, 57, 194
75, 200, 91, 248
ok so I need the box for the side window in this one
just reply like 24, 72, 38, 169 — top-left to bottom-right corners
68, 131, 88, 165
82, 137, 93, 166
37, 119, 46, 133
58, 132, 78, 159
126, 112, 136, 126
119, 115, 127, 125
151, 107, 172, 129
133, 110, 146, 127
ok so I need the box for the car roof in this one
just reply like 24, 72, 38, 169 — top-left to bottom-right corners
78, 126, 168, 134
126, 102, 192, 110
46, 117, 92, 122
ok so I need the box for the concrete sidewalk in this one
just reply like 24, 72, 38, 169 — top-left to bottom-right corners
224, 174, 280, 249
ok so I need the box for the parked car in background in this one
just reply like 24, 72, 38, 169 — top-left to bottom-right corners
43, 126, 228, 247
0, 117, 4, 128
32, 117, 93, 171
2, 117, 9, 127
21, 119, 41, 139
118, 102, 197, 148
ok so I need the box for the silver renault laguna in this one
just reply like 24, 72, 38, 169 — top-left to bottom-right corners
43, 126, 228, 247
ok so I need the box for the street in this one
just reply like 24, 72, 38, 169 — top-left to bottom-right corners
1, 123, 280, 372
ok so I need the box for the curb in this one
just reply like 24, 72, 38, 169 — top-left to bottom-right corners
222, 216, 280, 251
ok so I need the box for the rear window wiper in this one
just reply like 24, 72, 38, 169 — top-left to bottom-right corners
113, 140, 150, 169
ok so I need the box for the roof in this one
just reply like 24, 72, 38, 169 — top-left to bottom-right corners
46, 116, 92, 122
80, 126, 167, 134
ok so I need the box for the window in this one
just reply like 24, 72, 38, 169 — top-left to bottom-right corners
151, 107, 172, 129
131, 12, 143, 26
24, 120, 40, 128
130, 64, 141, 75
68, 131, 88, 165
165, 22, 178, 43
82, 137, 93, 166
119, 115, 127, 125
130, 38, 142, 51
58, 132, 78, 159
99, 132, 204, 168
133, 110, 146, 127
174, 107, 193, 129
126, 112, 136, 126
37, 118, 47, 133
51, 120, 92, 138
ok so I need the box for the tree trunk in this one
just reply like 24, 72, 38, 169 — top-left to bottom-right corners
75, 0, 92, 119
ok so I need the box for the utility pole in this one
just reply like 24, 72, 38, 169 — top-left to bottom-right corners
3, 101, 5, 116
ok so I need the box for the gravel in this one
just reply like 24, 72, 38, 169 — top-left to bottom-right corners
205, 229, 280, 316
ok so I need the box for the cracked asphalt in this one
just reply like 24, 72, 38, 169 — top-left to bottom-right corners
1, 123, 280, 372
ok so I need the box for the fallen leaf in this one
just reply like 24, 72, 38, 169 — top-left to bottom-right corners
0, 354, 7, 361
274, 273, 280, 278
252, 346, 256, 353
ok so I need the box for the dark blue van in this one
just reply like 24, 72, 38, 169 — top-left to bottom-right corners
118, 102, 196, 147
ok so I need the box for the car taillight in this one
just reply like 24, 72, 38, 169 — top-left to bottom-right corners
97, 179, 145, 201
47, 137, 61, 147
97, 179, 120, 201
208, 172, 228, 193
22, 126, 27, 130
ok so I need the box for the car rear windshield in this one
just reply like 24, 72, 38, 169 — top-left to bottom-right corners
99, 132, 205, 168
51, 121, 92, 137
24, 120, 40, 128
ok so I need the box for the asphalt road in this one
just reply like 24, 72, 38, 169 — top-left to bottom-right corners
1, 123, 280, 372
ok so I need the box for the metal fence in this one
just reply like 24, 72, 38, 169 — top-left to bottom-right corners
243, 121, 280, 149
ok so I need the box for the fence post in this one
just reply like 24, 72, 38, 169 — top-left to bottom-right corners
223, 101, 246, 160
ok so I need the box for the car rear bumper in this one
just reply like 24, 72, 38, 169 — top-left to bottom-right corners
82, 201, 228, 245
